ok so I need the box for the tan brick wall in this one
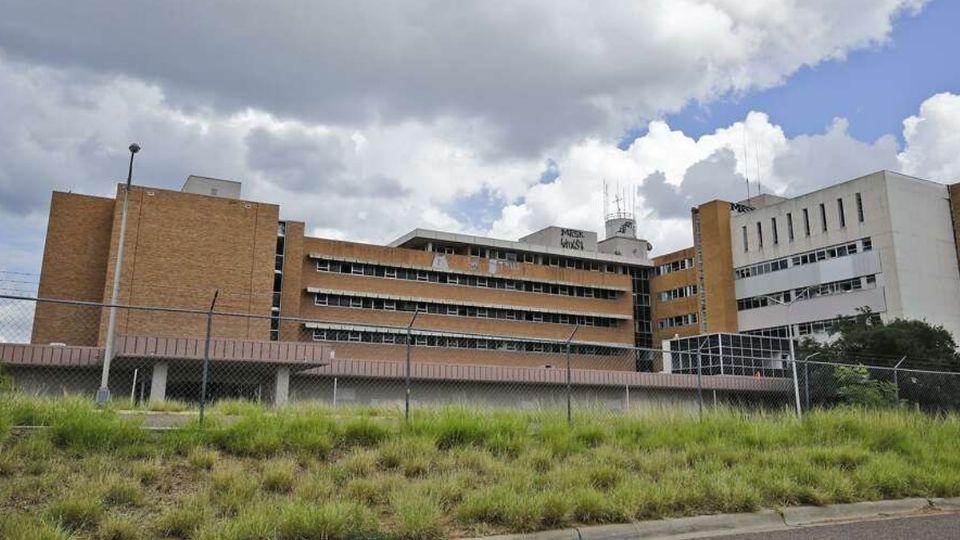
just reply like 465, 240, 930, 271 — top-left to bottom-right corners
97, 185, 279, 343
305, 237, 633, 290
650, 247, 700, 344
299, 237, 636, 346
694, 201, 738, 333
279, 221, 305, 341
32, 192, 115, 345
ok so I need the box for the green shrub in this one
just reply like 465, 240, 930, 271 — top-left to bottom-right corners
391, 491, 444, 539
48, 400, 144, 451
210, 466, 260, 516
342, 448, 378, 477
100, 476, 144, 506
47, 496, 103, 530
275, 501, 381, 539
0, 513, 72, 540
155, 498, 211, 538
834, 365, 898, 408
131, 459, 162, 485
99, 515, 140, 540
209, 413, 282, 457
187, 447, 219, 471
261, 458, 297, 493
339, 417, 391, 448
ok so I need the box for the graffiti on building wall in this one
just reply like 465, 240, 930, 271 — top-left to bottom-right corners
432, 254, 450, 270
560, 228, 586, 250
616, 220, 635, 235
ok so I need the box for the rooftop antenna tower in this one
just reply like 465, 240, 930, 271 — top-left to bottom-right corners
742, 122, 751, 202
755, 140, 762, 196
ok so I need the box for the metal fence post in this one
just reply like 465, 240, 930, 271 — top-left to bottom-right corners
893, 356, 906, 404
405, 311, 420, 422
804, 360, 810, 412
696, 351, 703, 420
565, 325, 580, 426
198, 290, 219, 427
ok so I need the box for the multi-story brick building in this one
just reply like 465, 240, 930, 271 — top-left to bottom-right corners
32, 176, 656, 372
28, 170, 960, 381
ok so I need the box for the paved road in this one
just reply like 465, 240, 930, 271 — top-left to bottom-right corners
711, 513, 960, 539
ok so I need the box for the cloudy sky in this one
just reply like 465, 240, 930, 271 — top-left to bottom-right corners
2, 0, 960, 297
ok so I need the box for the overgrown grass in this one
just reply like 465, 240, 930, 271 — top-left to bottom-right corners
2, 397, 960, 538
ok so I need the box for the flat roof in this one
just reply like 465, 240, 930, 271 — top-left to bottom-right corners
389, 228, 653, 267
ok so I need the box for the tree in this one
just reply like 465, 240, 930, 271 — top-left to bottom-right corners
797, 309, 960, 411
833, 365, 898, 408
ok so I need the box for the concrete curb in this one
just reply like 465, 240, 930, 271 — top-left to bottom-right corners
471, 497, 960, 540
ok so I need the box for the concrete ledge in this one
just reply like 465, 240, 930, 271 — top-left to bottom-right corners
932, 497, 960, 512
472, 497, 960, 540
628, 509, 783, 538
782, 497, 934, 526
479, 530, 580, 540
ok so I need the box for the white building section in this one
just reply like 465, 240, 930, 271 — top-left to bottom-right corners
730, 171, 960, 339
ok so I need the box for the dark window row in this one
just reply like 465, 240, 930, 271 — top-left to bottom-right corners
457, 244, 627, 273
315, 259, 621, 299
314, 293, 622, 327
657, 312, 698, 329
658, 285, 697, 303
656, 257, 694, 276
311, 328, 623, 356
734, 238, 872, 280
744, 313, 882, 339
736, 275, 877, 312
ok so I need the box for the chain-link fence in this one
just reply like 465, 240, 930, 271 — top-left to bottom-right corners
3, 293, 959, 422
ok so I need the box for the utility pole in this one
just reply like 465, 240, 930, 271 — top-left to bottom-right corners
97, 143, 141, 406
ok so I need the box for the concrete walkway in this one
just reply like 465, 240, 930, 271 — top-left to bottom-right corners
476, 497, 960, 539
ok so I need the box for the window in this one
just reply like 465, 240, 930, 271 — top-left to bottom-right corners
837, 198, 846, 228
803, 208, 811, 236
756, 222, 763, 248
819, 203, 827, 232
742, 225, 748, 252
771, 217, 779, 245
856, 192, 864, 223
384, 268, 396, 278
786, 213, 794, 242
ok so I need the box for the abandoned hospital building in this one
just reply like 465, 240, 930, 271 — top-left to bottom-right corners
4, 170, 960, 407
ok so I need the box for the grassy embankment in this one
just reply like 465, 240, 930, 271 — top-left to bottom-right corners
1, 396, 959, 539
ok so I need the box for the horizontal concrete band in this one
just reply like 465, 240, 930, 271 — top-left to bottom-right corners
0, 335, 331, 370
308, 358, 792, 393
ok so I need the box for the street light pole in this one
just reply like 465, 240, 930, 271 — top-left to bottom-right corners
760, 287, 811, 419
803, 351, 821, 411
97, 143, 141, 406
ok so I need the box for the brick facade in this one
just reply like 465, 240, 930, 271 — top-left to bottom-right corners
31, 192, 115, 346
33, 183, 646, 371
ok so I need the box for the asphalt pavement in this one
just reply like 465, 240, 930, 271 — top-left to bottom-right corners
709, 512, 960, 539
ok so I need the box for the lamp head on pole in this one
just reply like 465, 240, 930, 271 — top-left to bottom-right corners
129, 143, 141, 154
